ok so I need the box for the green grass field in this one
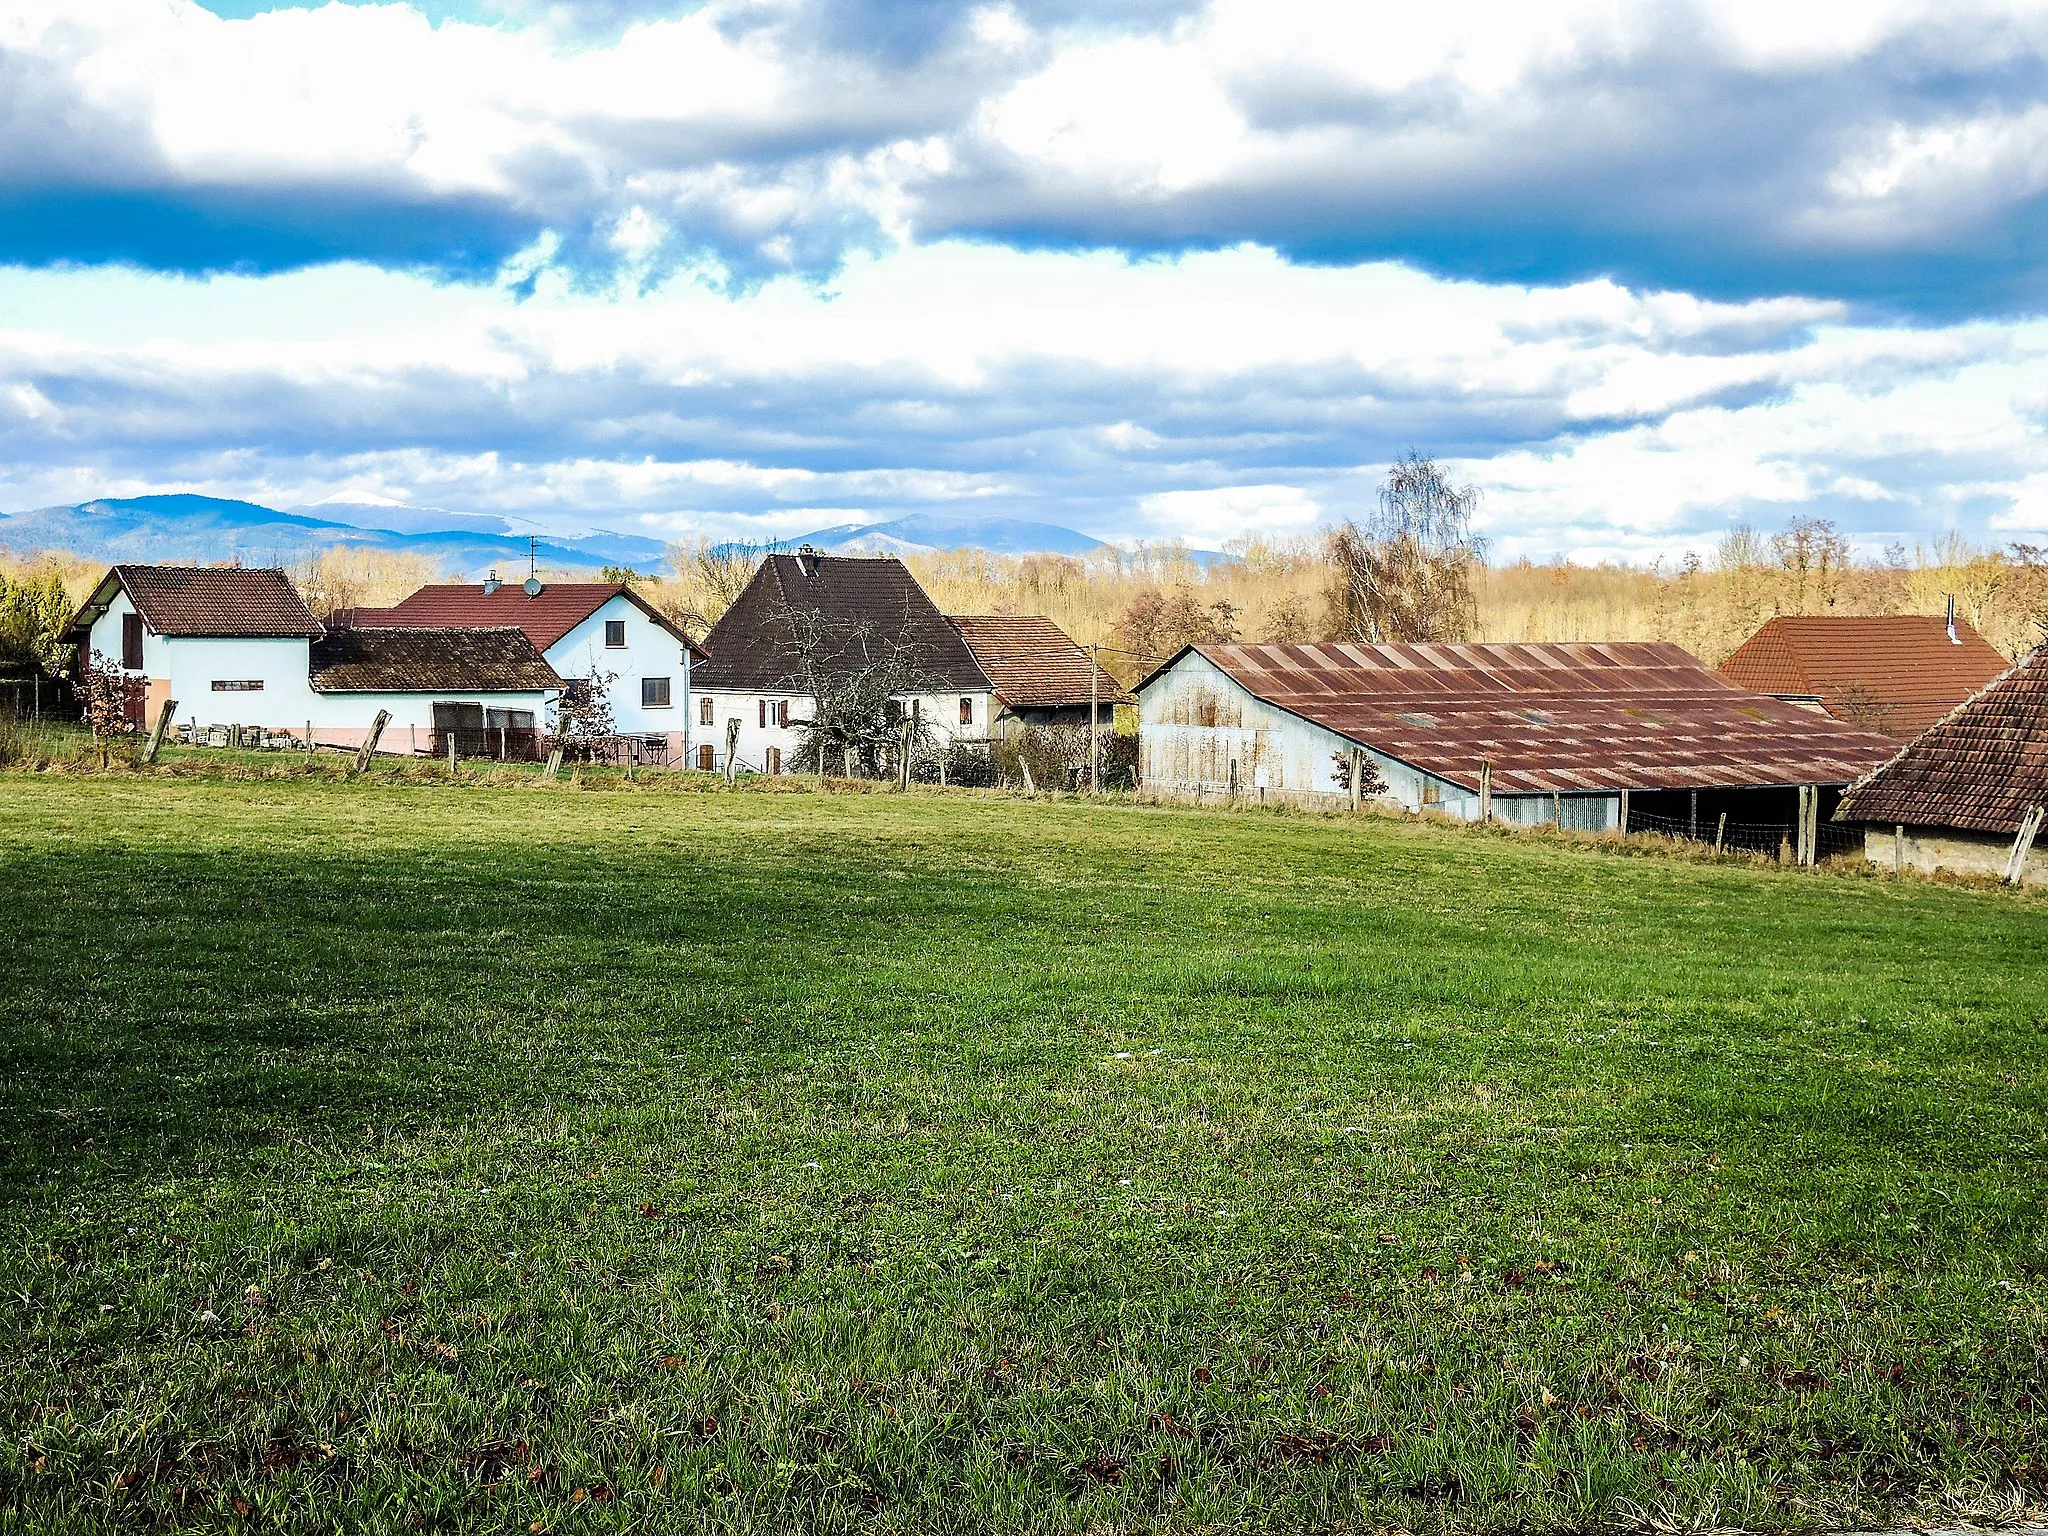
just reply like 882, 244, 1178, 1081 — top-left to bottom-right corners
2, 774, 2044, 1533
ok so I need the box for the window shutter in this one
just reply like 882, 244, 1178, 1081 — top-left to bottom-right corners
121, 613, 144, 670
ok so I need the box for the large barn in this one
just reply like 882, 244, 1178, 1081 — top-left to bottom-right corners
1835, 645, 2047, 884
1136, 640, 1900, 845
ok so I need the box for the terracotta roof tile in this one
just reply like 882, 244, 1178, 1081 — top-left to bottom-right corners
1835, 645, 2048, 835
1718, 615, 2009, 737
1147, 640, 1900, 794
309, 627, 561, 693
67, 565, 323, 640
947, 614, 1133, 710
347, 582, 698, 655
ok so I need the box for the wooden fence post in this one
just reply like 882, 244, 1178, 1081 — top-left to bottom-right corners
2002, 805, 2043, 885
447, 730, 458, 778
1893, 824, 1904, 877
544, 744, 564, 780
1714, 811, 1727, 854
140, 697, 179, 764
1349, 746, 1363, 812
1478, 760, 1491, 824
899, 716, 913, 789
353, 710, 390, 776
1618, 786, 1629, 834
1552, 790, 1562, 829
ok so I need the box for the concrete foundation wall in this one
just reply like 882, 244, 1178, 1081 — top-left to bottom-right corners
1861, 825, 2048, 886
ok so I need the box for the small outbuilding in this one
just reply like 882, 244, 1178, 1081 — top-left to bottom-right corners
1718, 614, 2008, 738
1834, 645, 2047, 884
945, 613, 1131, 731
1136, 640, 1900, 848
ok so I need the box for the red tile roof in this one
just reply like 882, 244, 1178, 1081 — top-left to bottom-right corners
1835, 645, 2048, 835
345, 582, 697, 656
1718, 615, 2009, 738
310, 627, 561, 693
946, 614, 1133, 710
66, 565, 322, 640
1146, 640, 1900, 795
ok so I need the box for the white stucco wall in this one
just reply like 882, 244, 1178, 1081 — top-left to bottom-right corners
1860, 825, 2048, 885
686, 687, 996, 773
542, 595, 692, 742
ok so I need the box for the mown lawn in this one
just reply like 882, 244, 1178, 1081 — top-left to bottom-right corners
1, 774, 2044, 1534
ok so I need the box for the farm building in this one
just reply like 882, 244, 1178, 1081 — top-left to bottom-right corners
690, 552, 997, 774
1834, 645, 2047, 884
338, 575, 699, 759
1136, 640, 1900, 845
1718, 613, 2008, 738
945, 614, 1131, 731
63, 564, 560, 756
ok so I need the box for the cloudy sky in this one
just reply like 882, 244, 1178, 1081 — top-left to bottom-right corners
4, 0, 2048, 559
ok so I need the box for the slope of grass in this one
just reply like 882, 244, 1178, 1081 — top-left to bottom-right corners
1, 777, 2043, 1533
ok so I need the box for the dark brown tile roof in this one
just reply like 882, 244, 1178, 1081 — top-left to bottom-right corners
66, 565, 322, 640
695, 553, 989, 692
344, 581, 700, 655
309, 627, 561, 693
947, 614, 1134, 710
1835, 645, 2048, 834
1148, 640, 1900, 794
1717, 615, 2011, 737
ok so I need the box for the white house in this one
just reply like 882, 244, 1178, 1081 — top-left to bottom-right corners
1136, 639, 1901, 846
341, 575, 699, 760
63, 565, 559, 754
688, 551, 996, 774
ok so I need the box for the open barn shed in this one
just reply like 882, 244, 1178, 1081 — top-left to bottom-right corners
1136, 641, 1900, 851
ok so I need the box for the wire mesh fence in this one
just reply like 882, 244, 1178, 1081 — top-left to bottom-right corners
1624, 806, 1864, 861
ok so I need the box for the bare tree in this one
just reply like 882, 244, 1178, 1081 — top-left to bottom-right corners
1327, 452, 1484, 643
772, 601, 939, 777
661, 538, 766, 638
553, 666, 618, 757
1771, 517, 1851, 613
79, 651, 140, 767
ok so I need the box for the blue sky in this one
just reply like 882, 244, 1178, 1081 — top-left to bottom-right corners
2, 0, 2047, 559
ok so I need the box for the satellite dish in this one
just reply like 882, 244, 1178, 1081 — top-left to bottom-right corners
523, 576, 543, 597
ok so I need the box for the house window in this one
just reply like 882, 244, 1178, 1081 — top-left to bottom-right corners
758, 699, 767, 728
642, 676, 672, 708
121, 613, 144, 670
699, 695, 714, 725
604, 620, 626, 648
959, 696, 974, 725
697, 744, 714, 771
211, 679, 264, 692
765, 746, 782, 774
778, 700, 789, 727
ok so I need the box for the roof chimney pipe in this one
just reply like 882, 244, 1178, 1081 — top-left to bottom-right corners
1946, 593, 1959, 645
483, 569, 501, 595
798, 544, 820, 578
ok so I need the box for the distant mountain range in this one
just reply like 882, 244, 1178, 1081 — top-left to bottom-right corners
0, 496, 1111, 573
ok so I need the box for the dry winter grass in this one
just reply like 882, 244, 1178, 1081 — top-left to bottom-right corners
0, 774, 2044, 1533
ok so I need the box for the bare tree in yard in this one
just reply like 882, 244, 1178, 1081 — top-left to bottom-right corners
1327, 452, 1484, 644
79, 651, 140, 767
660, 537, 766, 639
553, 666, 618, 759
1830, 682, 1897, 733
772, 602, 939, 778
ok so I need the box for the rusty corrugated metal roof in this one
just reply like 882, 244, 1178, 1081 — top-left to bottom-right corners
1151, 640, 1900, 794
947, 614, 1133, 710
1835, 645, 2048, 835
1717, 615, 2009, 737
